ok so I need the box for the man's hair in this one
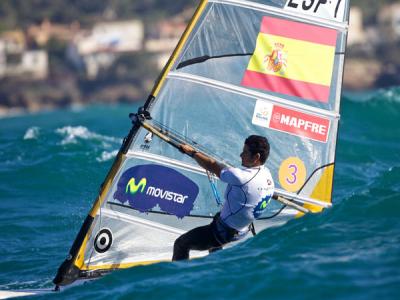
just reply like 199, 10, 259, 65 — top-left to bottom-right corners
245, 135, 270, 164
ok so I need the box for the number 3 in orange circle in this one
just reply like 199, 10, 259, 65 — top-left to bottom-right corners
286, 164, 298, 185
279, 157, 307, 192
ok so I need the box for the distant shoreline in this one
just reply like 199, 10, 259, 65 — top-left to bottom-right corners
0, 57, 398, 118
0, 100, 141, 119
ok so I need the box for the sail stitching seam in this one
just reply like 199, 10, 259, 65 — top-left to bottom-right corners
168, 72, 340, 119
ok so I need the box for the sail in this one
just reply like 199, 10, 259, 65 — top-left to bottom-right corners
54, 0, 350, 286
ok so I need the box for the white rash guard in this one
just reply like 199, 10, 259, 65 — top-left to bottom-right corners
219, 165, 275, 232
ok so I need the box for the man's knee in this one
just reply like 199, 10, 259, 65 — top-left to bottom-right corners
174, 234, 188, 250
172, 234, 190, 261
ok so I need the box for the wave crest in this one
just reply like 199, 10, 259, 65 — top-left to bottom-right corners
55, 126, 121, 145
23, 127, 40, 140
344, 86, 400, 104
96, 150, 119, 162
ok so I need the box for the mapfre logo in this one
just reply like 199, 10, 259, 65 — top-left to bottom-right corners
270, 105, 330, 142
114, 164, 199, 218
252, 100, 330, 143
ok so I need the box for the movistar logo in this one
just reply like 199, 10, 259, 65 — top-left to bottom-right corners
126, 177, 147, 195
125, 177, 188, 204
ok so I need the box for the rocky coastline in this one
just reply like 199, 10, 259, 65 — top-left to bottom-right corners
0, 76, 145, 117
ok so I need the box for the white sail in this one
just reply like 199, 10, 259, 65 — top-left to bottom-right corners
54, 0, 350, 286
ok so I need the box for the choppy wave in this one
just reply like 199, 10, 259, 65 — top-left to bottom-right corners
23, 127, 40, 140
344, 86, 400, 103
96, 150, 119, 162
0, 95, 399, 300
55, 126, 121, 146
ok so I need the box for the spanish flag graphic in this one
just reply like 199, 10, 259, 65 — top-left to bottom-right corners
242, 17, 337, 103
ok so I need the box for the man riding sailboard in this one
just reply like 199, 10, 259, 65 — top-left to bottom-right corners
52, 0, 347, 288
173, 135, 274, 260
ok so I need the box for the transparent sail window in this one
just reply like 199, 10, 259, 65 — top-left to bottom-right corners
173, 2, 346, 112
131, 79, 338, 194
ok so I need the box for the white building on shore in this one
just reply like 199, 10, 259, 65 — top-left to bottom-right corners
145, 9, 192, 70
348, 7, 366, 46
378, 3, 400, 42
0, 31, 48, 80
67, 20, 144, 78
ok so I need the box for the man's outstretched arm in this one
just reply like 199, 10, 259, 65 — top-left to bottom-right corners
180, 144, 224, 177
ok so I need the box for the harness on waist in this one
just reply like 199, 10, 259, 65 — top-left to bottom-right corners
211, 213, 249, 245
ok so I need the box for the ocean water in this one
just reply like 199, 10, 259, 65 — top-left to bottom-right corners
0, 88, 399, 299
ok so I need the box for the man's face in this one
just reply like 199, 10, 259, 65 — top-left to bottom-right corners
240, 144, 257, 167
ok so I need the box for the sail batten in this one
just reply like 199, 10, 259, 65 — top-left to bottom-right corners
101, 208, 186, 235
127, 150, 214, 176
275, 189, 332, 208
168, 72, 340, 119
127, 150, 331, 209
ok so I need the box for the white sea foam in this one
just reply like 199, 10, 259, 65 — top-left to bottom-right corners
96, 150, 118, 162
345, 87, 400, 104
378, 87, 400, 103
56, 126, 121, 145
23, 127, 40, 140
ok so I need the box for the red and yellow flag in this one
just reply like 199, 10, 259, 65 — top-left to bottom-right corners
242, 17, 337, 103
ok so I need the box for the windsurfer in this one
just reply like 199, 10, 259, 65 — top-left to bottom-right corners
172, 135, 274, 261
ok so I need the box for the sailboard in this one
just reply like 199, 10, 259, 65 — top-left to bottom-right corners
53, 0, 351, 287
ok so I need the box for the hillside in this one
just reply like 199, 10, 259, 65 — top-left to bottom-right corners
0, 1, 398, 116
0, 0, 194, 30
